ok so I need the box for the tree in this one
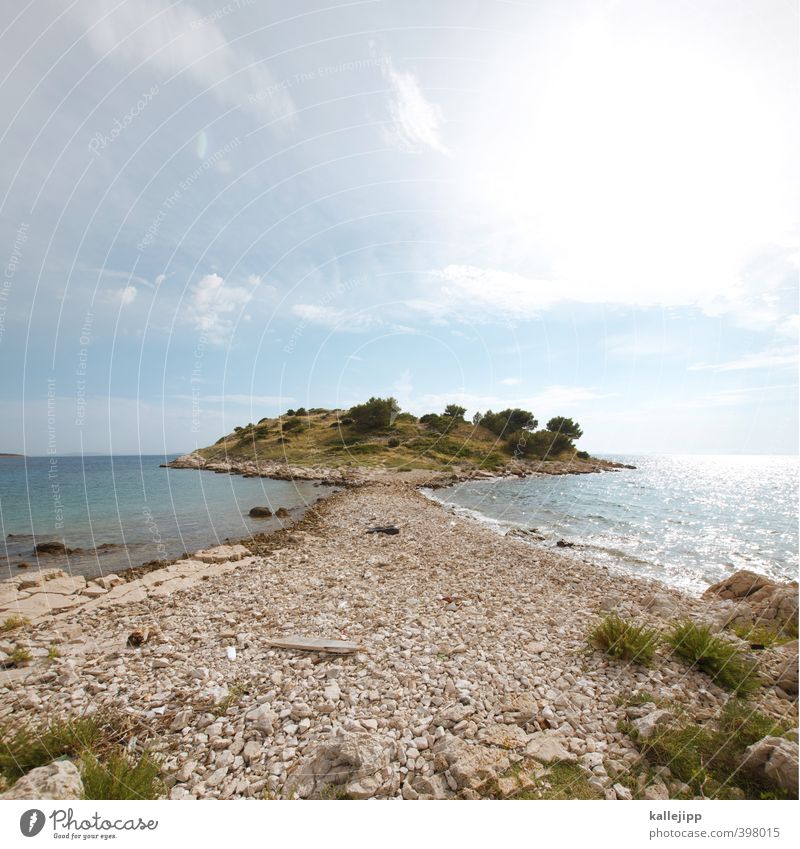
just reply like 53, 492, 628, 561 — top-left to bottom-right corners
480, 408, 537, 436
443, 404, 466, 421
509, 429, 573, 459
546, 416, 583, 441
348, 397, 400, 431
472, 411, 483, 426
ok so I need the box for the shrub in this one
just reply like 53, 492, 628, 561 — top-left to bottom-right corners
668, 620, 760, 694
547, 416, 583, 440
80, 750, 163, 800
348, 397, 400, 431
576, 450, 590, 460
1, 616, 28, 632
509, 429, 573, 460
281, 417, 303, 432
589, 613, 659, 664
387, 437, 400, 447
443, 404, 467, 421
286, 409, 296, 416
480, 408, 537, 436
294, 407, 307, 416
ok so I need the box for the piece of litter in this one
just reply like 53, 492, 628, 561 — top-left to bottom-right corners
226, 646, 237, 660
366, 525, 400, 535
269, 637, 363, 655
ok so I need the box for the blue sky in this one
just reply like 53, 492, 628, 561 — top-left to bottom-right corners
0, 0, 797, 456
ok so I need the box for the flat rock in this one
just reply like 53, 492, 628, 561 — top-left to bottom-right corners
0, 760, 83, 800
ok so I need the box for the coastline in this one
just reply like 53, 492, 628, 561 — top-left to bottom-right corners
163, 450, 636, 489
1, 479, 796, 800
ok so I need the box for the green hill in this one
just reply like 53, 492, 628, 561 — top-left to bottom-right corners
194, 402, 592, 473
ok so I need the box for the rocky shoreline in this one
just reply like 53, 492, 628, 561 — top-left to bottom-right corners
0, 480, 797, 800
163, 451, 635, 489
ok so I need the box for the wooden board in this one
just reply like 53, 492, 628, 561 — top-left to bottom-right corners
269, 636, 363, 655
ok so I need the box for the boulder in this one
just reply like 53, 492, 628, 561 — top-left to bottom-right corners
432, 702, 476, 729
248, 506, 273, 518
631, 709, 678, 740
433, 735, 510, 791
286, 732, 396, 799
703, 570, 774, 600
275, 507, 290, 518
773, 642, 798, 696
34, 541, 71, 556
0, 760, 83, 799
93, 574, 125, 590
496, 693, 539, 726
193, 544, 250, 564
740, 736, 798, 797
477, 724, 530, 750
524, 731, 576, 764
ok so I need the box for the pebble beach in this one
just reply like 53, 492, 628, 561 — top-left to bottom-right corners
1, 470, 797, 800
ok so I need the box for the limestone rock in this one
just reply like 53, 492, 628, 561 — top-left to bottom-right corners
0, 760, 83, 800
477, 723, 529, 750
433, 735, 510, 791
524, 731, 576, 764
194, 544, 250, 564
432, 702, 476, 729
286, 732, 396, 799
773, 642, 798, 695
740, 736, 798, 797
632, 709, 677, 740
704, 570, 774, 600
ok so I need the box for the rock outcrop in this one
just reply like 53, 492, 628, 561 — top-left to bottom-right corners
0, 760, 83, 800
740, 736, 799, 797
703, 570, 798, 630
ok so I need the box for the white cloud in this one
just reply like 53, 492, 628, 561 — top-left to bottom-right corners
186, 273, 251, 343
500, 377, 520, 386
119, 285, 137, 305
688, 347, 797, 373
72, 0, 294, 123
291, 304, 378, 331
382, 58, 447, 153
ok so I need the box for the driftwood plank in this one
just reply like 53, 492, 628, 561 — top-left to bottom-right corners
269, 636, 363, 654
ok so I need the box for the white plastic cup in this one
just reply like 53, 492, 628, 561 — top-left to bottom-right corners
226, 646, 237, 661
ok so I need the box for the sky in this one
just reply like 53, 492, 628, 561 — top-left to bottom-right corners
0, 0, 797, 456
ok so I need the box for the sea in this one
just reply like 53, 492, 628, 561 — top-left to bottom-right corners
426, 454, 798, 594
0, 455, 335, 581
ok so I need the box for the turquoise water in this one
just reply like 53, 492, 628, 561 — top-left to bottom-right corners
428, 455, 798, 594
0, 455, 334, 580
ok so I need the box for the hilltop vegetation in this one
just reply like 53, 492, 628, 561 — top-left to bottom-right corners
196, 397, 593, 472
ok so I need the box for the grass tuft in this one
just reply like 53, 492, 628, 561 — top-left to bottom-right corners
589, 613, 659, 664
0, 711, 157, 799
668, 620, 761, 694
1, 616, 28, 633
80, 750, 163, 800
637, 700, 790, 799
